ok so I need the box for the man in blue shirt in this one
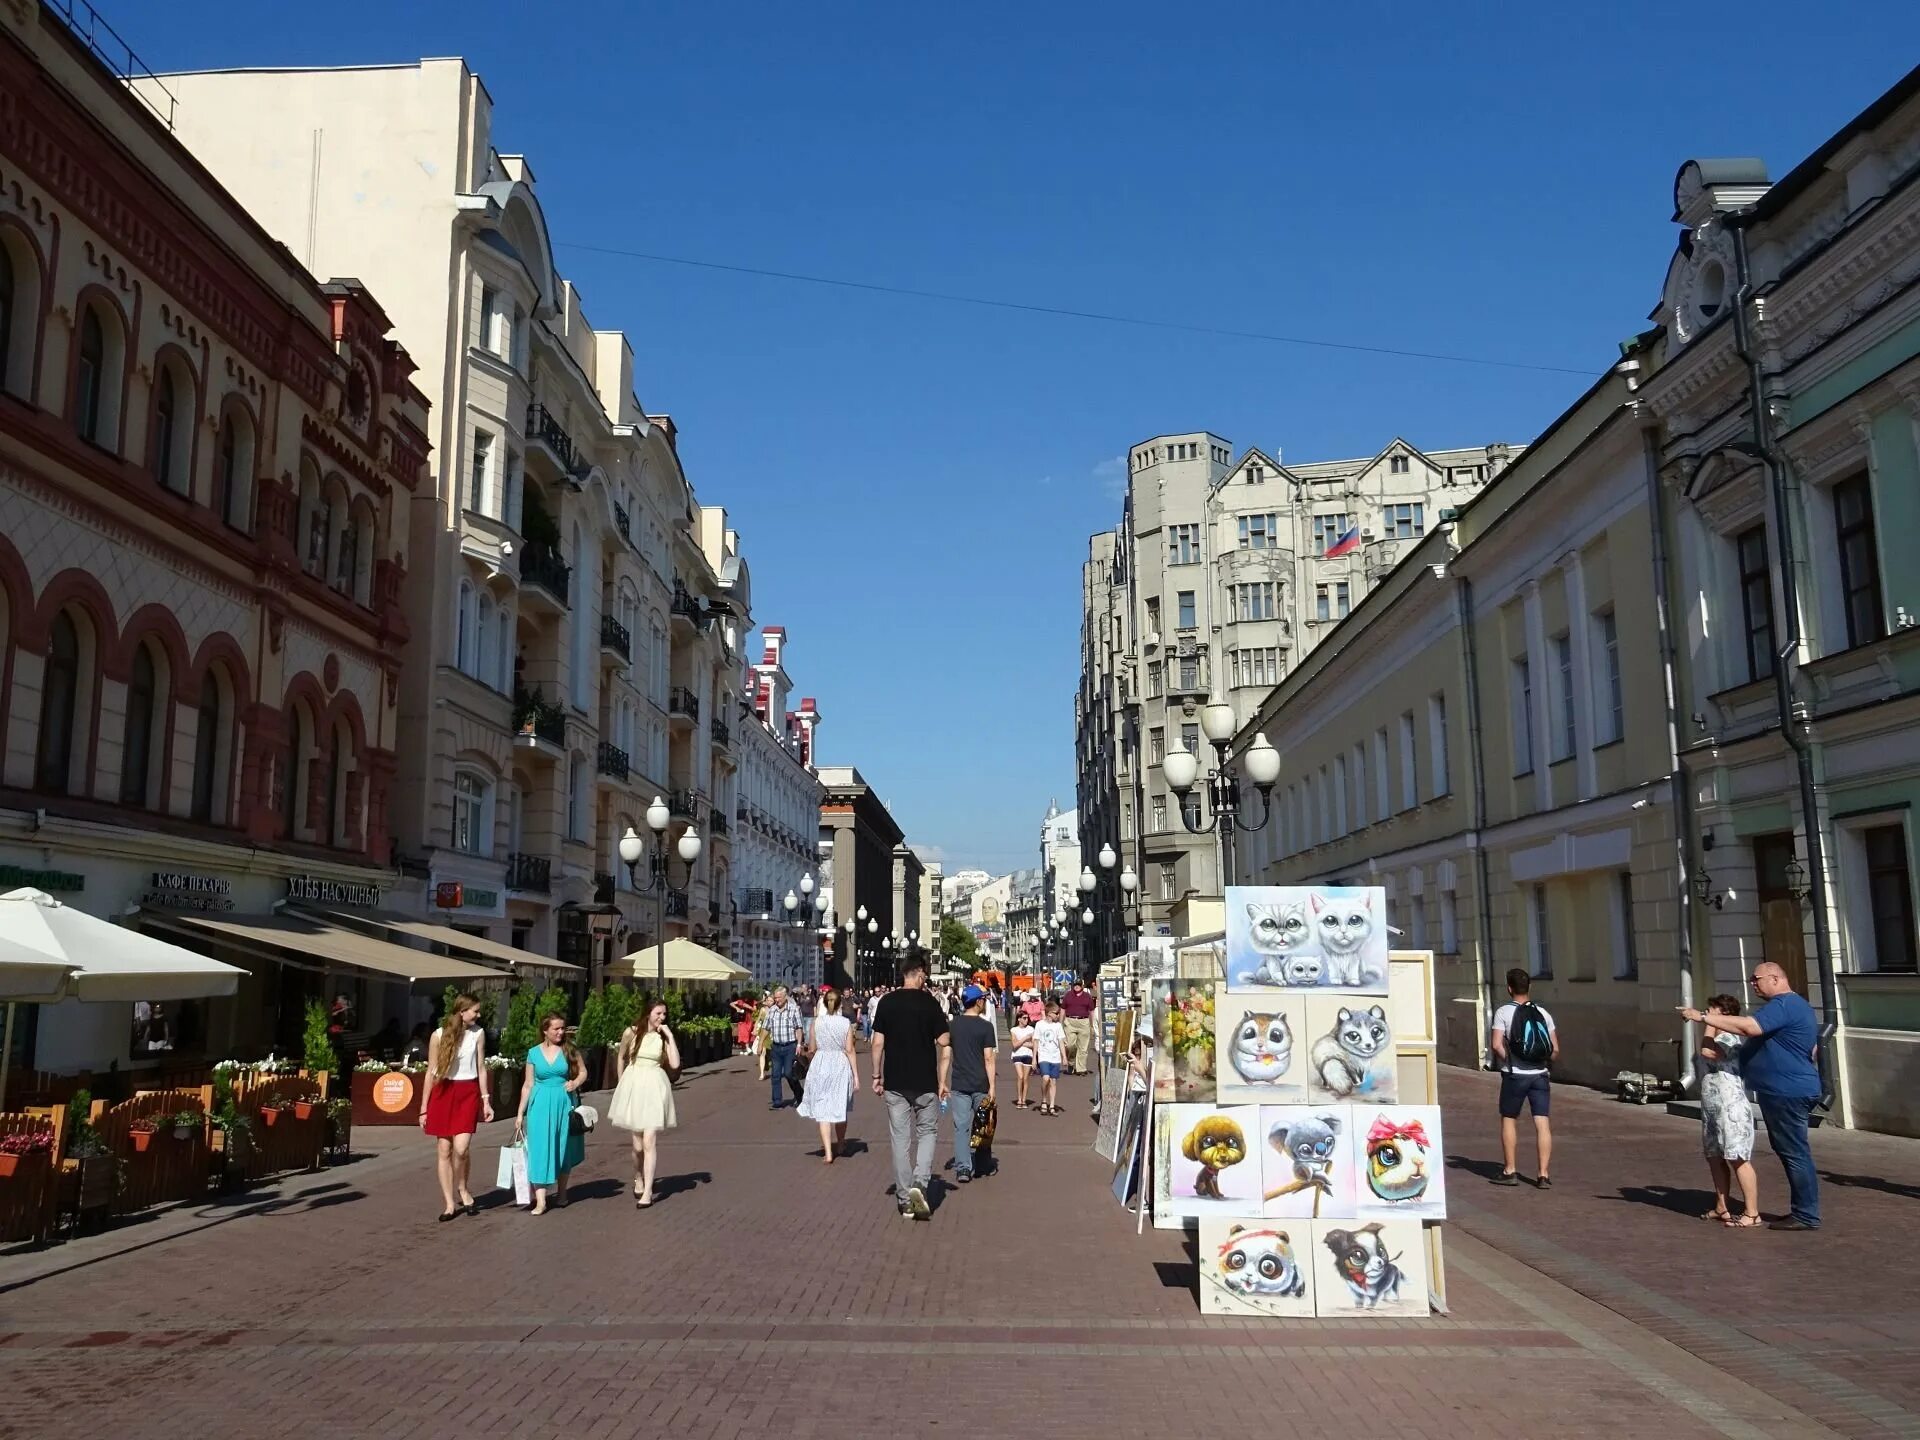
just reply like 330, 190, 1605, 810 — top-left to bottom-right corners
1682, 962, 1822, 1230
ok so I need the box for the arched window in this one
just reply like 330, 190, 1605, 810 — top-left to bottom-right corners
325, 723, 352, 847
477, 595, 496, 682
120, 643, 157, 807
190, 678, 221, 822
215, 408, 255, 530
284, 703, 308, 839
351, 500, 375, 607
453, 771, 490, 855
298, 461, 325, 573
495, 604, 512, 692
36, 611, 81, 793
0, 243, 13, 393
456, 581, 476, 672
151, 367, 180, 492
74, 307, 105, 443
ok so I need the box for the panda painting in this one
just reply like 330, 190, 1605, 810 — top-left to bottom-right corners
1198, 1219, 1316, 1316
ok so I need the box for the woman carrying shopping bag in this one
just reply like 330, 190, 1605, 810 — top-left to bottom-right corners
515, 1011, 586, 1215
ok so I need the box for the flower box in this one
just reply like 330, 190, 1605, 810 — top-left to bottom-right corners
260, 1107, 283, 1128
0, 1153, 21, 1178
291, 1100, 316, 1122
130, 1128, 157, 1153
172, 1124, 197, 1141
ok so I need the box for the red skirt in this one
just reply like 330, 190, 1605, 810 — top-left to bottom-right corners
424, 1077, 481, 1137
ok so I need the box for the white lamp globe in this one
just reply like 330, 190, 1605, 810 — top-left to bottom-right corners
783, 889, 799, 913
1119, 865, 1138, 894
1081, 907, 1094, 926
618, 827, 644, 867
1200, 696, 1236, 744
1098, 843, 1116, 870
1162, 744, 1198, 792
799, 873, 815, 895
1078, 867, 1097, 894
677, 827, 702, 864
857, 905, 868, 922
646, 797, 671, 833
1245, 732, 1282, 787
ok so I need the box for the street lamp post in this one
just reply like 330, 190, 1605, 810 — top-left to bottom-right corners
1163, 699, 1281, 887
618, 797, 703, 996
782, 872, 829, 985
1073, 842, 1139, 978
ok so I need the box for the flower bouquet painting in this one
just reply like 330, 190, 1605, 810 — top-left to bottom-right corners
1150, 980, 1216, 1103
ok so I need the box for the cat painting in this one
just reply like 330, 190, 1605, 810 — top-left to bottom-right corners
1312, 892, 1377, 987
1226, 887, 1388, 995
1235, 898, 1320, 987
1304, 997, 1397, 1105
1214, 987, 1307, 1105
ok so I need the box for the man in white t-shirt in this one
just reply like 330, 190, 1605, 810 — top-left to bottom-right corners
1489, 967, 1559, 1188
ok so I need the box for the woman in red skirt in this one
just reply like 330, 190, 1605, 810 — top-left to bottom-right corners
420, 994, 493, 1221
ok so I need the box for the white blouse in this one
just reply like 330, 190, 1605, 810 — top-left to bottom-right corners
445, 1026, 484, 1080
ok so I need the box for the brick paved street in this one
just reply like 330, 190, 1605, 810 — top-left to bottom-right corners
0, 1053, 1907, 1439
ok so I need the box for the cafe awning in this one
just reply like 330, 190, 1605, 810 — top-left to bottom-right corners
609, 937, 751, 984
287, 906, 582, 977
149, 912, 502, 985
0, 888, 245, 1002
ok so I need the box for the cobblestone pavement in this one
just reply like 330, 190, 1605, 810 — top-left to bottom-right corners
0, 1053, 1898, 1439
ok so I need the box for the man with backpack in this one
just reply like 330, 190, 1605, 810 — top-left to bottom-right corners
1490, 967, 1557, 1188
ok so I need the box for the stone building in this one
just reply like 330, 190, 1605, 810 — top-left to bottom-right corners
817, 766, 907, 987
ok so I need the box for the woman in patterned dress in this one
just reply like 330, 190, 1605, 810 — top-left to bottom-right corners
1698, 993, 1761, 1227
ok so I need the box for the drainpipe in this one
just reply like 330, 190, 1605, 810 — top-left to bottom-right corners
1453, 570, 1500, 1056
1728, 217, 1843, 1112
1640, 419, 1700, 1092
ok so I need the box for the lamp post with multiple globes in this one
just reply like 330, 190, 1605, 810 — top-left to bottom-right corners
781, 872, 829, 983
1074, 841, 1139, 977
1162, 697, 1282, 888
617, 797, 704, 996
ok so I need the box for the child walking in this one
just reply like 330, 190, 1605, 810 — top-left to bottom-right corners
1033, 1002, 1067, 1116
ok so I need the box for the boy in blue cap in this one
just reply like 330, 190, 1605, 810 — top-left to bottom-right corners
948, 985, 999, 1182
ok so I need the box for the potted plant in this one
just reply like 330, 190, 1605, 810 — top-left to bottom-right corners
168, 1109, 203, 1141
302, 1000, 337, 1085
259, 1102, 287, 1129
325, 1097, 352, 1161
129, 1118, 160, 1153
0, 1128, 54, 1177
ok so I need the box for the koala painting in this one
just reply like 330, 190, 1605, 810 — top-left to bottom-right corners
1258, 1103, 1357, 1219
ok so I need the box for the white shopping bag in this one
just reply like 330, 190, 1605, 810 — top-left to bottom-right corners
496, 1143, 530, 1206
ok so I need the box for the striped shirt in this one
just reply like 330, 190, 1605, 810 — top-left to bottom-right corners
761, 1001, 803, 1045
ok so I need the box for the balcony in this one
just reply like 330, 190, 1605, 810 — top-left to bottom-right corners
518, 545, 571, 611
506, 852, 551, 894
613, 501, 630, 542
668, 686, 700, 727
525, 403, 589, 481
707, 899, 722, 926
512, 689, 566, 754
599, 613, 631, 665
670, 584, 703, 631
738, 886, 775, 917
667, 788, 699, 821
710, 716, 733, 754
596, 740, 630, 782
710, 807, 729, 837
665, 888, 689, 920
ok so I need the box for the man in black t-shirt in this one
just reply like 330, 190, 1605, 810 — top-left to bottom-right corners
947, 986, 998, 1183
871, 958, 951, 1221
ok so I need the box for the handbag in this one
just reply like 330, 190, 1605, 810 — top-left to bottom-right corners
971, 1098, 997, 1149
786, 1051, 811, 1102
497, 1143, 530, 1206
569, 1103, 598, 1136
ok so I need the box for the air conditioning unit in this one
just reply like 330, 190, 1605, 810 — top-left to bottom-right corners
1143, 631, 1161, 651
1360, 529, 1376, 541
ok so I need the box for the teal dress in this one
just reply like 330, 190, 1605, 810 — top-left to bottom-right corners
523, 1045, 584, 1186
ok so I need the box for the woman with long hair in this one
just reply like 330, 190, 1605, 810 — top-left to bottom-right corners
515, 1011, 585, 1214
796, 987, 857, 1163
419, 993, 493, 1222
609, 996, 680, 1206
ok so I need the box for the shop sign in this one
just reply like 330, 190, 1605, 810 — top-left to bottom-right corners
371, 1071, 416, 1113
0, 863, 84, 893
434, 882, 501, 911
142, 870, 235, 912
287, 874, 382, 908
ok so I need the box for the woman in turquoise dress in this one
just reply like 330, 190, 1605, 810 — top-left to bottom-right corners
514, 1012, 586, 1214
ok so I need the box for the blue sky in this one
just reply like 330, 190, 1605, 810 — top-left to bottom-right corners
145, 2, 1917, 873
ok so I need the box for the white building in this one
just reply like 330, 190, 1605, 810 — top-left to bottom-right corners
1040, 801, 1082, 920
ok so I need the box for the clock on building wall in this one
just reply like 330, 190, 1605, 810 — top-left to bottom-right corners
345, 358, 373, 437
1670, 220, 1737, 348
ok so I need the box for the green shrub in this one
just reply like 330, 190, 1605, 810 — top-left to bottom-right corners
302, 1000, 336, 1076
499, 985, 540, 1059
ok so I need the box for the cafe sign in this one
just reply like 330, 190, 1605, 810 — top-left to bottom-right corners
143, 870, 234, 912
0, 863, 84, 893
435, 882, 500, 911
287, 874, 382, 908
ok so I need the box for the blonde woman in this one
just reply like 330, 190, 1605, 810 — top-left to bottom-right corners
609, 997, 680, 1207
796, 988, 857, 1163
754, 995, 772, 1080
419, 994, 493, 1222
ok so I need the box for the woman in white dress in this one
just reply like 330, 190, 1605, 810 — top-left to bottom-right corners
609, 1000, 680, 1208
797, 989, 858, 1163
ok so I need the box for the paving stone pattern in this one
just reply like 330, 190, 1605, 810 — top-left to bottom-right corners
0, 1053, 1896, 1437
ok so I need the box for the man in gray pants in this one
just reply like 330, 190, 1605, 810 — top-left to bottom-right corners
870, 958, 951, 1221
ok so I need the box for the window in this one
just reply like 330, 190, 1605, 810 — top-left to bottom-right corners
1177, 655, 1200, 691
1315, 584, 1331, 623
1145, 597, 1160, 634
1736, 524, 1775, 683
1229, 648, 1278, 687
1440, 889, 1459, 953
1176, 590, 1196, 629
456, 581, 475, 672
1180, 793, 1203, 829
284, 707, 306, 839
1511, 658, 1533, 774
1151, 796, 1167, 831
1428, 694, 1449, 797
1390, 454, 1410, 475
1146, 660, 1162, 697
1862, 825, 1917, 973
1594, 610, 1622, 743
1553, 633, 1575, 761
1158, 862, 1176, 901
215, 414, 241, 528
469, 430, 494, 514
1398, 710, 1417, 811
1233, 582, 1276, 622
1317, 766, 1330, 844
1181, 723, 1200, 756
1373, 728, 1390, 818
1237, 513, 1277, 549
1168, 524, 1200, 565
1336, 582, 1350, 618
120, 645, 156, 807
1246, 463, 1263, 483
1149, 727, 1165, 763
1528, 884, 1552, 977
190, 681, 221, 823
74, 306, 106, 443
1410, 895, 1427, 948
1612, 872, 1638, 979
151, 367, 179, 492
1311, 513, 1353, 551
1352, 744, 1367, 827
1333, 755, 1348, 835
1383, 502, 1424, 539
1834, 475, 1884, 649
0, 243, 12, 390
36, 611, 80, 793
453, 772, 489, 855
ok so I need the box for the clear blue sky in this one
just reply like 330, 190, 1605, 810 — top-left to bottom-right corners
144, 1, 1916, 874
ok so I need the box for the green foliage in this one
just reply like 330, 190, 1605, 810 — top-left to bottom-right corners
605, 985, 639, 1039
439, 984, 496, 1031
66, 1088, 92, 1134
938, 918, 981, 969
302, 1000, 337, 1075
663, 989, 688, 1026
534, 983, 568, 1026
500, 985, 540, 1060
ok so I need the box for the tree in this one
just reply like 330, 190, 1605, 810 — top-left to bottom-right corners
937, 918, 981, 971
302, 1000, 336, 1076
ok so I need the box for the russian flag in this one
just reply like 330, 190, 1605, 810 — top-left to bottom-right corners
1324, 525, 1361, 559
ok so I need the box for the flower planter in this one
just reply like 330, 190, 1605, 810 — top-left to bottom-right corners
291, 1100, 316, 1122
130, 1129, 157, 1153
260, 1107, 283, 1128
172, 1125, 198, 1141
0, 1153, 21, 1178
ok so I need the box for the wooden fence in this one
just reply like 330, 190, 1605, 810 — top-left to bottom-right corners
231, 1073, 328, 1181
89, 1087, 213, 1216
0, 1108, 65, 1244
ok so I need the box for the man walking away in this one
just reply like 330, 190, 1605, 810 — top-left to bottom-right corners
948, 986, 998, 1182
1060, 978, 1097, 1075
1683, 961, 1822, 1230
762, 985, 803, 1111
871, 959, 950, 1220
796, 986, 818, 1049
1489, 968, 1557, 1187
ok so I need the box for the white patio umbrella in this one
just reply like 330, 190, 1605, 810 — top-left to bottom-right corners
0, 888, 245, 1109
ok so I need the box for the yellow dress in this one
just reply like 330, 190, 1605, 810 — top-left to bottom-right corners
609, 1031, 676, 1132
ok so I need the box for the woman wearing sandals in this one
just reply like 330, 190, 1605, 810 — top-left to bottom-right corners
419, 993, 493, 1221
516, 1011, 586, 1215
1697, 993, 1762, 1227
796, 988, 858, 1162
609, 998, 679, 1206
1009, 1011, 1037, 1109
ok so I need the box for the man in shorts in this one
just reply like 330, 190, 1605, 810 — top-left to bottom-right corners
1489, 967, 1557, 1188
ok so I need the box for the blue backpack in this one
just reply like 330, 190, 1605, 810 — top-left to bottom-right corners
1508, 1003, 1553, 1067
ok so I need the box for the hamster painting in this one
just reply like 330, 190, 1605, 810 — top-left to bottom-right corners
1227, 1011, 1294, 1087
1309, 1004, 1392, 1099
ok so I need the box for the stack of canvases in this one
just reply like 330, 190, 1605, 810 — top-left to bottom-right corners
1150, 886, 1442, 1319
